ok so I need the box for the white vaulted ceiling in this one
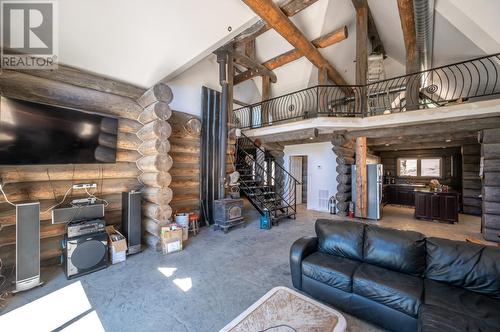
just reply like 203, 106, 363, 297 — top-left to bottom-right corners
56, 0, 257, 88
52, 0, 500, 107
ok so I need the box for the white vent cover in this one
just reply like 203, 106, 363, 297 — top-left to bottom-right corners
318, 190, 329, 211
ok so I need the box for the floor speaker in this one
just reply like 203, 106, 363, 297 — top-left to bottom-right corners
15, 202, 42, 292
122, 191, 142, 254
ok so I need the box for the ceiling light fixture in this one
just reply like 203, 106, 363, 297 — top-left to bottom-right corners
445, 139, 451, 142
385, 143, 390, 146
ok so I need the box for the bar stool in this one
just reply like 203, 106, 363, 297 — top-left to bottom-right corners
189, 213, 200, 236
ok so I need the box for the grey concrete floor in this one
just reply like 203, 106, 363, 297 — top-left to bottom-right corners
2, 204, 481, 331
4, 202, 480, 331
1, 205, 382, 332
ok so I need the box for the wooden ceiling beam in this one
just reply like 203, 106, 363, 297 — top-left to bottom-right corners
370, 139, 477, 152
280, 0, 320, 16
367, 131, 479, 147
397, 0, 419, 74
234, 26, 348, 85
234, 0, 319, 45
265, 26, 348, 70
242, 0, 348, 86
233, 51, 277, 83
351, 1, 384, 55
346, 117, 500, 139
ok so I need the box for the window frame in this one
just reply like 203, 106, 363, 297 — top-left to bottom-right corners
397, 157, 443, 179
397, 158, 418, 178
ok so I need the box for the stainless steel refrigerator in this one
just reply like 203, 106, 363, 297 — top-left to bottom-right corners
351, 164, 383, 220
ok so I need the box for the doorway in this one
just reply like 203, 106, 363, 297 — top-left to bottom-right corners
289, 156, 307, 204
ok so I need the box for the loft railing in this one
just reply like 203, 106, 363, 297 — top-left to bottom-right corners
233, 53, 500, 129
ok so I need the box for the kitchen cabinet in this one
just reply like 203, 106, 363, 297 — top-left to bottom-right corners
384, 185, 417, 206
414, 190, 459, 223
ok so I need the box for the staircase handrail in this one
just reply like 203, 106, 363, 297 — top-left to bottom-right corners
236, 146, 296, 206
239, 132, 301, 186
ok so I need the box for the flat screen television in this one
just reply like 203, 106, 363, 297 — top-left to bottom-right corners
0, 97, 118, 165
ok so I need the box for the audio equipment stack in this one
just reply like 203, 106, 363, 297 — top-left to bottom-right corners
63, 218, 108, 279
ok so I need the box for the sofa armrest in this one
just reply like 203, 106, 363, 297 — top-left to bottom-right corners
290, 236, 318, 290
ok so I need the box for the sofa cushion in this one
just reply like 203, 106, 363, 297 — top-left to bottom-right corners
315, 219, 365, 261
363, 225, 426, 276
426, 238, 500, 299
418, 304, 499, 332
424, 279, 500, 328
302, 252, 360, 292
464, 246, 500, 300
353, 263, 423, 317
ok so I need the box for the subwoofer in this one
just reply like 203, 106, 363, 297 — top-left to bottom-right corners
64, 219, 108, 279
15, 202, 43, 292
122, 191, 142, 255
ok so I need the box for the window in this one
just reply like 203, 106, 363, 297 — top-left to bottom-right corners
398, 159, 418, 177
421, 158, 442, 177
397, 158, 442, 178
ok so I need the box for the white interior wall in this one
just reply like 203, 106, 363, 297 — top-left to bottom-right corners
283, 142, 337, 212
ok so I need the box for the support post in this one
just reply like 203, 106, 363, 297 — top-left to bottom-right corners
355, 137, 367, 218
397, 0, 420, 110
354, 0, 368, 116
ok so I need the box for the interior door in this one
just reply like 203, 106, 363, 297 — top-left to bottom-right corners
290, 156, 303, 204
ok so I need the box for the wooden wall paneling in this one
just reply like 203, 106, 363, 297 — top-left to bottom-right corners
0, 68, 148, 265
462, 144, 482, 216
480, 129, 500, 242
0, 70, 142, 120
168, 111, 202, 215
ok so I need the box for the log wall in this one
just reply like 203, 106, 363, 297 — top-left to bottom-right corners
480, 128, 500, 242
0, 70, 145, 266
462, 144, 482, 215
136, 83, 174, 250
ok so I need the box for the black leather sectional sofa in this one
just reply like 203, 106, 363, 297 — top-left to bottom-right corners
290, 219, 500, 332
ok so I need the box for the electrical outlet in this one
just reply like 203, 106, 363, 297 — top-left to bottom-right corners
72, 183, 97, 190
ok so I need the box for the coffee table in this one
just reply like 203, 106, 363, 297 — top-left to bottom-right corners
220, 286, 347, 332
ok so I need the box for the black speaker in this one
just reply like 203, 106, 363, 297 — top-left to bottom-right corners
122, 191, 142, 255
65, 232, 108, 279
15, 202, 43, 292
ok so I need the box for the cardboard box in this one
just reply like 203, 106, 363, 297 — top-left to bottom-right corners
106, 226, 127, 264
160, 226, 183, 255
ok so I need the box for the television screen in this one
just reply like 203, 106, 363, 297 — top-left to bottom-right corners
0, 97, 118, 165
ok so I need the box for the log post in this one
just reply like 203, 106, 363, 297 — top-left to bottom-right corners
355, 137, 368, 218
332, 134, 356, 216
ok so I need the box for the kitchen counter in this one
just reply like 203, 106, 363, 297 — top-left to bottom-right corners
384, 183, 426, 188
414, 190, 459, 223
414, 188, 459, 194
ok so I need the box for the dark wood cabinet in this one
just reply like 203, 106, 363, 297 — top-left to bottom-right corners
384, 185, 416, 206
414, 191, 459, 223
